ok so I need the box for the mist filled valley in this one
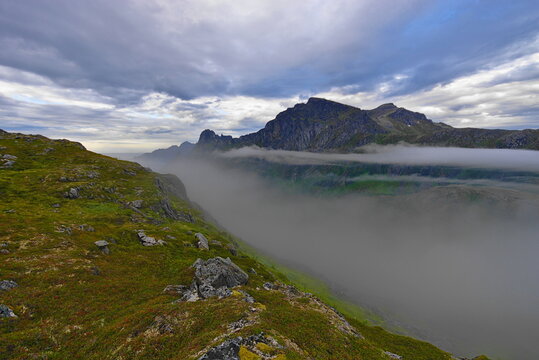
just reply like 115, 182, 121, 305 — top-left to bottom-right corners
138, 146, 539, 360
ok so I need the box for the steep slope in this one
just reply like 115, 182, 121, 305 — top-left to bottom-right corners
193, 98, 539, 152
0, 130, 478, 359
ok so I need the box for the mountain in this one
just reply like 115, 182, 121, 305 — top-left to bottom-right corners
0, 129, 489, 359
136, 141, 195, 165
195, 97, 539, 152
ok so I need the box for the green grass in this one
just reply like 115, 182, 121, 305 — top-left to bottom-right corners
0, 131, 482, 360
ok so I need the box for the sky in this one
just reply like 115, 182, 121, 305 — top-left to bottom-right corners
0, 0, 538, 152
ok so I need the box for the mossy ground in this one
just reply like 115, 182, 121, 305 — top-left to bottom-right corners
0, 132, 458, 359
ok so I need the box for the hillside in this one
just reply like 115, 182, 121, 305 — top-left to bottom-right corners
194, 98, 539, 152
0, 129, 489, 359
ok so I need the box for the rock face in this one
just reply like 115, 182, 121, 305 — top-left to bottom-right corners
195, 233, 209, 250
0, 280, 18, 291
0, 304, 17, 318
193, 97, 539, 152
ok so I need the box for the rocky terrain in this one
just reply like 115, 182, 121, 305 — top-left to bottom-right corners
193, 98, 539, 152
0, 129, 492, 359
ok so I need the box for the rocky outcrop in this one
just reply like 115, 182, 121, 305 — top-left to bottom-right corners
197, 333, 281, 360
166, 257, 249, 302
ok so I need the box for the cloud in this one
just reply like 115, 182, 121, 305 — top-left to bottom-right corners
1, 0, 538, 150
220, 145, 539, 172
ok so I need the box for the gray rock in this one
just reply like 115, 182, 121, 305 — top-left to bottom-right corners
2, 160, 15, 167
0, 304, 17, 318
0, 249, 10, 254
195, 233, 209, 250
193, 257, 249, 289
94, 240, 110, 254
51, 203, 61, 208
64, 187, 80, 199
128, 200, 143, 208
78, 224, 95, 232
197, 333, 272, 360
239, 290, 255, 303
248, 268, 257, 275
0, 280, 18, 291
263, 282, 276, 290
228, 246, 238, 256
2, 154, 17, 160
384, 351, 403, 359
137, 230, 165, 246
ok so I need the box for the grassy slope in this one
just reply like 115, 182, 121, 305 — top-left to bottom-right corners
0, 132, 458, 359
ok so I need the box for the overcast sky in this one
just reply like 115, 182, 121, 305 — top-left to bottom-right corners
1, 0, 538, 152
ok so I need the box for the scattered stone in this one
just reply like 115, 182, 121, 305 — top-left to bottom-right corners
161, 227, 171, 231
59, 176, 78, 182
195, 233, 209, 250
123, 169, 137, 176
228, 245, 238, 256
42, 147, 54, 154
248, 268, 257, 275
90, 266, 102, 276
146, 315, 174, 335
166, 235, 177, 240
78, 224, 95, 232
4, 209, 15, 213
86, 171, 99, 179
384, 351, 403, 359
210, 240, 222, 246
0, 280, 18, 292
198, 333, 278, 360
238, 290, 255, 304
163, 285, 190, 295
1, 160, 15, 168
2, 154, 17, 160
94, 240, 110, 254
103, 186, 116, 194
0, 305, 17, 318
0, 249, 9, 255
186, 230, 193, 235
0, 242, 8, 248
137, 230, 166, 246
51, 203, 61, 208
128, 200, 143, 208
263, 282, 276, 291
56, 225, 72, 235
64, 187, 80, 199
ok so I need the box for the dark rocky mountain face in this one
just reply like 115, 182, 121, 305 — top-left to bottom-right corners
193, 97, 539, 152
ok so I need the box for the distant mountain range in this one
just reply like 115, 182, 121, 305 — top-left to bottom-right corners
136, 140, 195, 164
194, 97, 539, 152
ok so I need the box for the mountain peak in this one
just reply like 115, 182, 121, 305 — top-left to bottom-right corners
374, 103, 398, 110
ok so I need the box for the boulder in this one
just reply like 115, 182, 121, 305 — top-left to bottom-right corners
195, 233, 209, 250
193, 257, 248, 289
64, 187, 80, 199
94, 240, 110, 254
0, 304, 17, 318
0, 280, 18, 291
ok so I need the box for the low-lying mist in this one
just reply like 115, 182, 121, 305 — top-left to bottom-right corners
142, 146, 539, 359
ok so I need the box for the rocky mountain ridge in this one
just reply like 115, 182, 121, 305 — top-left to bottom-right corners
194, 97, 539, 152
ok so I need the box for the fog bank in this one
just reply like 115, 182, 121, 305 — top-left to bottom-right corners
142, 147, 539, 359
220, 145, 539, 172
